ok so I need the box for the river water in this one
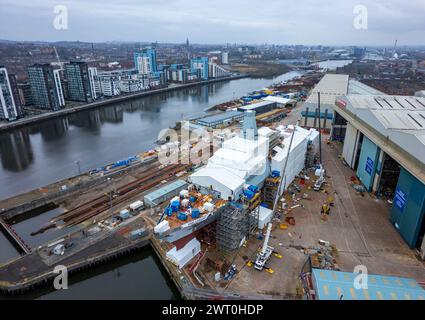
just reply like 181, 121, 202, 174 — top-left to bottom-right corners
0, 71, 302, 201
0, 71, 302, 299
0, 247, 180, 300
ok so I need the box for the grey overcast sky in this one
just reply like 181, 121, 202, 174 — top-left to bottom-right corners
0, 0, 424, 45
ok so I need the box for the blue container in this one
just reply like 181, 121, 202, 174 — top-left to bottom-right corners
177, 212, 187, 221
191, 209, 200, 219
244, 190, 255, 199
165, 207, 173, 216
271, 170, 280, 178
189, 196, 196, 203
272, 170, 280, 178
171, 200, 180, 211
248, 185, 259, 193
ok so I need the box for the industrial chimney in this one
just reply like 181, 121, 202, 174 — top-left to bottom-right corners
242, 110, 258, 140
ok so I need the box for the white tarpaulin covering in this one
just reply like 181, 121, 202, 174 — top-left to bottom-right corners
262, 95, 296, 106
166, 238, 201, 269
272, 125, 318, 192
154, 220, 170, 234
308, 128, 320, 155
258, 206, 273, 229
190, 167, 245, 199
189, 134, 270, 199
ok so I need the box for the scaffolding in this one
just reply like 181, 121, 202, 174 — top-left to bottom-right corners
305, 143, 317, 168
216, 202, 258, 255
262, 176, 280, 208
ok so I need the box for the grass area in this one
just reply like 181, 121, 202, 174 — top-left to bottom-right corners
229, 62, 292, 78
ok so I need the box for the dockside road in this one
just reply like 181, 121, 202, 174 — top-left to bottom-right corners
0, 75, 247, 133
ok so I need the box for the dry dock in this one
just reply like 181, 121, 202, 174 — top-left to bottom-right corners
0, 213, 150, 295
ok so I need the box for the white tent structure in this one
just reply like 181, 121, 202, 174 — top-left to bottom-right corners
262, 95, 296, 108
271, 125, 319, 191
189, 111, 270, 200
190, 167, 245, 199
166, 238, 201, 269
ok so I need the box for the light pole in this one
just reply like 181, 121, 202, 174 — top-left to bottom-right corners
317, 92, 322, 164
107, 177, 114, 219
75, 160, 81, 175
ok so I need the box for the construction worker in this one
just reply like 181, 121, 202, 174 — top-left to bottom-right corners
321, 203, 330, 215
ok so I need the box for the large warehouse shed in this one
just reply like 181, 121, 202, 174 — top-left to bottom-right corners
144, 180, 188, 207
331, 80, 386, 141
301, 74, 349, 132
333, 94, 425, 252
196, 110, 244, 128
238, 100, 277, 115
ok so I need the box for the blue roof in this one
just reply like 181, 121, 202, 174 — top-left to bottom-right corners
312, 269, 425, 300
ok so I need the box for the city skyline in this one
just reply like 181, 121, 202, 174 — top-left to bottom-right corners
0, 0, 424, 46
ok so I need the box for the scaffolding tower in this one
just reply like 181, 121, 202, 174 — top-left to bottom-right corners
262, 176, 280, 208
216, 202, 258, 255
305, 142, 317, 169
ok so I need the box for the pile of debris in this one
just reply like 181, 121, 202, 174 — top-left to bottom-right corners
309, 240, 339, 270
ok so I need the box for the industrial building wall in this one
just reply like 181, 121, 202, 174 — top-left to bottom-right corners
356, 136, 380, 192
302, 112, 333, 132
271, 137, 308, 191
342, 123, 359, 169
390, 167, 425, 248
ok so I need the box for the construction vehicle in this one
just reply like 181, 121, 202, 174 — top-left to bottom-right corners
313, 165, 325, 191
254, 223, 274, 271
224, 264, 237, 280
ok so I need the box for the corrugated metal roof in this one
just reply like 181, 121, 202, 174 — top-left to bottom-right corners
334, 94, 425, 183
313, 269, 425, 300
238, 100, 275, 111
348, 79, 385, 95
345, 95, 425, 129
262, 95, 295, 105
303, 74, 349, 110
144, 180, 187, 202
196, 110, 243, 125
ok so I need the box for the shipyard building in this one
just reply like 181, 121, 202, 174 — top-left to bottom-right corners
301, 74, 349, 133
332, 94, 425, 253
190, 111, 319, 201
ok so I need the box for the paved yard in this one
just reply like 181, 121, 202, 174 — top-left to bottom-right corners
201, 134, 425, 298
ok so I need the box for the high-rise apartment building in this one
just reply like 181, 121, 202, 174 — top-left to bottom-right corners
190, 57, 209, 80
0, 66, 19, 121
27, 64, 65, 111
88, 67, 98, 100
134, 48, 157, 75
65, 61, 95, 102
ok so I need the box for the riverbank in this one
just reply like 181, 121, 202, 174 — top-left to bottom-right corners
0, 75, 247, 133
229, 63, 292, 78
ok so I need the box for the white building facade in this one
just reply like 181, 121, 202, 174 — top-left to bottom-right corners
0, 67, 18, 121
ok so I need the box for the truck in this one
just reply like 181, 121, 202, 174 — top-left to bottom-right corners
254, 223, 274, 271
